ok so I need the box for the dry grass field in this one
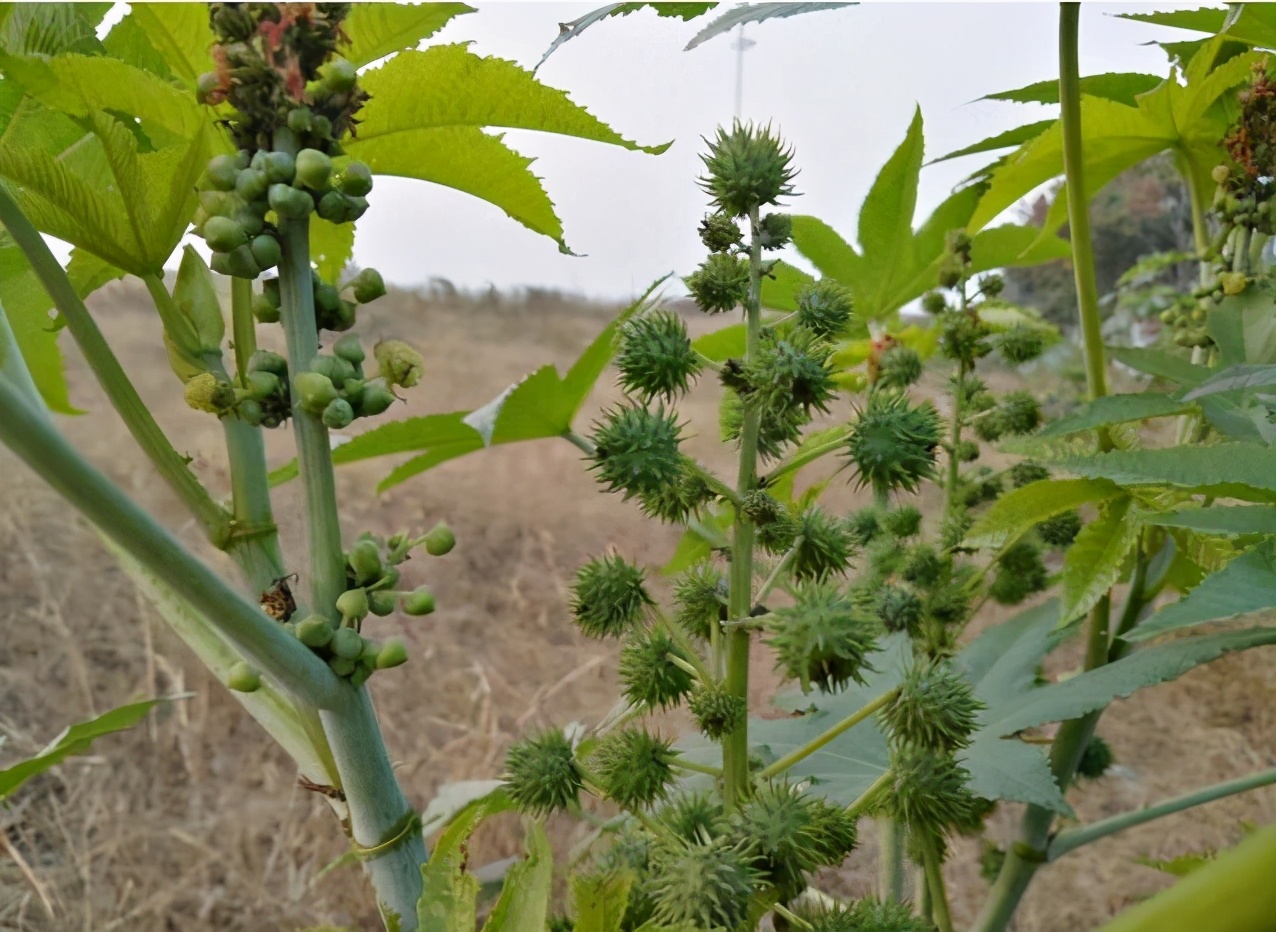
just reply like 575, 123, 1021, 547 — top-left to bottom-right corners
1, 281, 1273, 931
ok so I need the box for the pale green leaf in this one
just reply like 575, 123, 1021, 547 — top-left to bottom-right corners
122, 3, 214, 83
536, 3, 716, 71
344, 3, 474, 68
758, 258, 815, 313
1133, 852, 1217, 878
1040, 393, 1195, 437
683, 2, 854, 50
985, 72, 1162, 107
310, 216, 354, 283
1145, 505, 1276, 536
1056, 444, 1276, 501
1061, 497, 1139, 625
856, 106, 924, 313
572, 871, 634, 932
963, 478, 1123, 551
691, 321, 746, 362
969, 222, 1071, 269
0, 3, 107, 57
1184, 364, 1276, 399
1129, 543, 1276, 640
929, 120, 1055, 165
1109, 345, 1209, 387
789, 214, 861, 282
418, 791, 515, 931
420, 780, 506, 838
480, 819, 552, 932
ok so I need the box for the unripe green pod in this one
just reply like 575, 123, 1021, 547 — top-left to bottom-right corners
368, 590, 398, 616
225, 244, 261, 279
359, 637, 382, 665
235, 167, 269, 202
235, 207, 265, 237
204, 154, 239, 191
293, 371, 338, 413
351, 268, 386, 304
331, 298, 357, 332
323, 397, 354, 429
346, 196, 370, 222
333, 332, 365, 367
339, 161, 373, 197
248, 349, 287, 376
376, 639, 408, 669
402, 586, 436, 616
348, 539, 383, 585
199, 189, 236, 217
322, 57, 357, 92
264, 151, 295, 184
358, 378, 396, 417
315, 281, 342, 314
328, 655, 356, 677
309, 353, 357, 387
316, 189, 350, 223
295, 148, 333, 190
349, 664, 373, 689
268, 183, 313, 220
245, 370, 282, 402
250, 234, 281, 270
227, 660, 262, 692
332, 625, 364, 660
341, 378, 365, 408
204, 216, 248, 252
236, 398, 264, 426
423, 521, 455, 556
296, 614, 334, 648
253, 292, 281, 323
336, 587, 369, 621
209, 252, 231, 276
312, 114, 333, 139
287, 107, 313, 134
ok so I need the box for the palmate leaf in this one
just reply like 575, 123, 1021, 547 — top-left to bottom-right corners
571, 871, 634, 932
105, 3, 214, 83
417, 791, 516, 932
1119, 5, 1276, 53
985, 72, 1163, 107
1108, 345, 1210, 387
1206, 288, 1276, 368
1061, 497, 1140, 626
479, 819, 552, 932
0, 3, 108, 58
1055, 443, 1276, 502
1039, 392, 1196, 438
536, 2, 716, 71
683, 2, 854, 50
1146, 504, 1276, 536
963, 478, 1122, 551
1184, 364, 1276, 399
929, 120, 1056, 167
1129, 541, 1276, 641
349, 44, 668, 252
343, 3, 475, 68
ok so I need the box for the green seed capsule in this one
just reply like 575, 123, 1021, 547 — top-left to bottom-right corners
358, 378, 396, 417
331, 299, 357, 332
423, 521, 455, 556
205, 154, 239, 191
204, 216, 248, 253
287, 107, 313, 134
332, 626, 364, 660
236, 207, 265, 237
315, 281, 341, 314
209, 252, 231, 276
328, 655, 356, 677
225, 244, 261, 279
199, 190, 235, 217
351, 268, 386, 304
323, 397, 355, 430
341, 378, 365, 408
323, 57, 357, 92
368, 590, 398, 616
316, 189, 349, 223
294, 371, 338, 413
246, 370, 282, 402
295, 149, 333, 190
402, 586, 436, 616
296, 614, 334, 648
236, 398, 264, 426
312, 114, 332, 139
333, 333, 365, 366
253, 293, 281, 323
235, 167, 269, 202
227, 661, 262, 692
348, 539, 383, 585
376, 639, 408, 669
250, 234, 281, 270
359, 638, 382, 665
248, 349, 287, 376
346, 196, 370, 222
339, 161, 373, 197
336, 587, 369, 621
264, 151, 296, 185
268, 183, 313, 220
310, 353, 357, 388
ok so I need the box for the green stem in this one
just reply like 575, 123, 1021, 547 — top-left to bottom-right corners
945, 363, 968, 518
918, 832, 954, 932
722, 205, 765, 810
0, 299, 46, 415
0, 376, 340, 708
563, 430, 596, 456
1048, 766, 1276, 861
754, 536, 803, 607
878, 817, 906, 903
762, 433, 850, 486
0, 190, 229, 541
756, 688, 898, 781
846, 771, 892, 820
673, 758, 723, 778
232, 276, 257, 387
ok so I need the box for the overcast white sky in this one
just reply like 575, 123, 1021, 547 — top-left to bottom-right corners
343, 1, 1210, 301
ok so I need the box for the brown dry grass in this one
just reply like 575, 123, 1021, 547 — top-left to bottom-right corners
1, 281, 1274, 931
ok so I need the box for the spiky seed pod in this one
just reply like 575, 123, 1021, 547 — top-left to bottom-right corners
743, 327, 837, 416
845, 392, 943, 498
729, 783, 849, 899
1038, 510, 1083, 548
990, 540, 1048, 606
688, 682, 747, 740
875, 345, 924, 390
939, 312, 992, 365
960, 471, 1003, 509
922, 290, 949, 315
637, 458, 715, 525
937, 255, 964, 289
659, 791, 727, 842
996, 390, 1043, 436
901, 545, 947, 587
1077, 735, 1115, 780
770, 582, 880, 692
752, 505, 800, 557
699, 211, 744, 252
868, 538, 906, 582
504, 729, 583, 816
998, 326, 1047, 365
889, 744, 980, 836
684, 252, 750, 314
795, 280, 855, 339
616, 311, 701, 402
618, 628, 695, 710
758, 211, 792, 249
591, 728, 679, 809
926, 578, 973, 629
720, 387, 806, 460
740, 488, 785, 527
790, 506, 856, 581
956, 439, 981, 463
184, 372, 236, 413
589, 403, 684, 499
594, 831, 657, 929
845, 507, 882, 546
374, 340, 423, 389
570, 555, 654, 638
880, 660, 984, 753
795, 899, 935, 932
882, 504, 923, 539
875, 584, 925, 637
646, 834, 761, 930
806, 796, 859, 865
1009, 461, 1051, 488
698, 120, 797, 217
673, 564, 726, 640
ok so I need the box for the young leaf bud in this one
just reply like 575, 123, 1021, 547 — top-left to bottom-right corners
374, 340, 423, 388
769, 582, 880, 693
296, 614, 334, 649
351, 268, 387, 304
294, 148, 333, 189
226, 660, 262, 693
322, 397, 355, 430
335, 587, 369, 622
688, 682, 747, 740
589, 403, 684, 499
423, 521, 456, 556
880, 659, 984, 752
504, 729, 583, 816
402, 587, 436, 616
795, 280, 855, 338
845, 392, 942, 497
672, 564, 727, 640
570, 554, 654, 638
618, 628, 695, 710
616, 311, 701, 402
684, 253, 750, 313
591, 728, 678, 809
376, 638, 409, 669
698, 121, 797, 217
699, 211, 743, 252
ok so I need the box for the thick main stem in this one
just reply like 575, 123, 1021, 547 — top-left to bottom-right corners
722, 206, 764, 809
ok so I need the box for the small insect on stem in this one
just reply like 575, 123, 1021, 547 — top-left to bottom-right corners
260, 573, 299, 622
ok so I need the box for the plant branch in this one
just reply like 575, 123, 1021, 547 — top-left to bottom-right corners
762, 433, 850, 487
754, 536, 803, 606
846, 771, 892, 820
756, 688, 899, 781
232, 276, 257, 387
918, 831, 955, 932
673, 758, 723, 778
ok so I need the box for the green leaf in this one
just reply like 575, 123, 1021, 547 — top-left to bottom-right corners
1133, 852, 1217, 878
480, 819, 552, 932
661, 509, 730, 575
789, 215, 861, 283
344, 3, 475, 68
420, 780, 507, 838
929, 120, 1055, 165
1184, 364, 1276, 399
985, 72, 1162, 107
349, 45, 667, 250
857, 106, 924, 314
1061, 496, 1140, 625
418, 791, 515, 932
0, 3, 108, 58
1040, 393, 1195, 437
1056, 444, 1276, 501
758, 258, 815, 313
692, 321, 746, 362
1109, 345, 1210, 387
310, 215, 354, 284
116, 3, 214, 83
1129, 542, 1276, 641
1145, 505, 1276, 536
572, 871, 634, 932
535, 3, 716, 71
0, 698, 169, 798
963, 478, 1123, 551
1119, 5, 1276, 53
172, 244, 224, 353
683, 2, 854, 50
1206, 289, 1276, 367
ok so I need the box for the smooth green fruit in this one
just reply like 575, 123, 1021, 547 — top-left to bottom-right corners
236, 398, 264, 426
341, 378, 365, 408
248, 349, 287, 376
204, 216, 248, 252
287, 107, 313, 134
250, 150, 269, 172
205, 154, 239, 191
269, 183, 312, 220
225, 244, 261, 279
294, 371, 338, 413
376, 639, 408, 669
333, 333, 365, 366
295, 149, 333, 190
332, 626, 364, 660
312, 114, 332, 139
351, 268, 386, 304
328, 655, 356, 677
297, 614, 334, 648
403, 587, 436, 616
235, 207, 264, 237
316, 189, 349, 223
331, 299, 357, 332
339, 161, 373, 197
322, 57, 357, 92
336, 588, 369, 621
315, 281, 341, 314
368, 590, 398, 616
245, 370, 282, 402
348, 539, 383, 585
209, 252, 231, 276
423, 522, 455, 556
250, 234, 281, 270
310, 353, 356, 388
253, 293, 281, 323
227, 661, 262, 692
323, 397, 354, 430
346, 196, 369, 221
358, 378, 396, 417
359, 638, 382, 664
264, 151, 295, 184
199, 190, 235, 217
235, 168, 268, 202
